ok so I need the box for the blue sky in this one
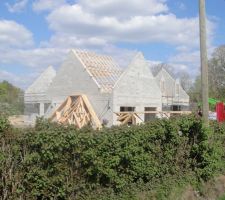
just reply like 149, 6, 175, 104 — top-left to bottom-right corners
0, 0, 225, 89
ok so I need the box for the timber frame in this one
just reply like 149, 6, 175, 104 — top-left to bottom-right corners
50, 94, 102, 129
114, 111, 191, 125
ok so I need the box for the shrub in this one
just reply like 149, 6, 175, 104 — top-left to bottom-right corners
0, 115, 225, 199
0, 114, 10, 133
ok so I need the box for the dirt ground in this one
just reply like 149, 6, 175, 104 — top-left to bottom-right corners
180, 175, 225, 200
8, 115, 35, 128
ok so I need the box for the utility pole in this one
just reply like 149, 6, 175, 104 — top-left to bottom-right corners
199, 0, 209, 125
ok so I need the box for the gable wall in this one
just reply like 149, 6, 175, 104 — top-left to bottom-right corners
47, 51, 114, 126
112, 53, 162, 125
25, 66, 56, 103
24, 66, 56, 116
155, 69, 189, 107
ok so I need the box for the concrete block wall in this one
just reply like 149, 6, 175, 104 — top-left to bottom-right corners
112, 52, 162, 125
47, 51, 114, 126
26, 50, 165, 127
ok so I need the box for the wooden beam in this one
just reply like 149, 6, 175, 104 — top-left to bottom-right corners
121, 114, 132, 125
114, 111, 191, 114
114, 111, 191, 126
49, 94, 102, 129
81, 94, 102, 129
117, 113, 129, 121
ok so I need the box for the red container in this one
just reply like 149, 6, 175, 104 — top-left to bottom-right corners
216, 102, 225, 122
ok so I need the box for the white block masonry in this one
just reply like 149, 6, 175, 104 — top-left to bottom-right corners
112, 52, 162, 125
26, 49, 164, 126
24, 66, 56, 116
47, 50, 115, 126
155, 68, 189, 108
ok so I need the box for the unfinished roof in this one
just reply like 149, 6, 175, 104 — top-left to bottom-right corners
73, 49, 123, 93
25, 66, 56, 94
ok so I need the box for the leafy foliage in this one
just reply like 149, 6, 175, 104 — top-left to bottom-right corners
0, 115, 10, 133
189, 75, 201, 104
190, 45, 225, 104
0, 114, 225, 199
0, 80, 24, 116
208, 45, 225, 101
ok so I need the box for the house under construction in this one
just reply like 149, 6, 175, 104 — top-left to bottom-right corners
24, 66, 56, 116
155, 68, 189, 111
24, 49, 190, 128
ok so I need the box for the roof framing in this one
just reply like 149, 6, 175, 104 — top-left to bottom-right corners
72, 49, 123, 93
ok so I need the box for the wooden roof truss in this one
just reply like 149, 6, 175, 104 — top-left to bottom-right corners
115, 112, 143, 125
115, 111, 191, 125
50, 95, 102, 129
74, 50, 123, 93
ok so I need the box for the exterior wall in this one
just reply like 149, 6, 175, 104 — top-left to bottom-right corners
112, 53, 162, 125
47, 51, 114, 126
24, 103, 40, 115
92, 94, 114, 127
24, 66, 56, 116
155, 68, 190, 110
24, 96, 52, 116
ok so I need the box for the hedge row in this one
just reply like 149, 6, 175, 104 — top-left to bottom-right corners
0, 115, 225, 199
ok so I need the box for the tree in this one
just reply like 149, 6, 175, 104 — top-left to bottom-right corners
151, 63, 175, 77
189, 75, 201, 103
189, 45, 225, 104
151, 63, 192, 92
0, 81, 24, 115
179, 70, 192, 92
208, 45, 225, 100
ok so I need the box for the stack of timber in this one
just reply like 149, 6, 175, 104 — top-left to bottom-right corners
115, 111, 191, 125
115, 112, 142, 125
50, 95, 102, 129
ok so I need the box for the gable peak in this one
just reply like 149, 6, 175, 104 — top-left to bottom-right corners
45, 65, 55, 73
134, 51, 145, 60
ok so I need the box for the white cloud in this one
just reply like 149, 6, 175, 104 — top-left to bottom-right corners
0, 43, 135, 70
178, 2, 186, 10
42, 0, 216, 79
79, 0, 168, 19
99, 44, 137, 67
5, 0, 28, 13
0, 18, 136, 88
32, 0, 66, 12
46, 2, 212, 48
169, 50, 200, 65
0, 70, 17, 81
42, 34, 107, 49
167, 48, 200, 77
147, 60, 162, 66
0, 48, 67, 70
0, 69, 31, 89
0, 0, 218, 88
168, 44, 216, 76
0, 48, 68, 89
0, 20, 34, 49
0, 71, 30, 90
0, 44, 136, 89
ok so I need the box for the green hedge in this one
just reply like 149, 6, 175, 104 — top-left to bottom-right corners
0, 115, 225, 199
